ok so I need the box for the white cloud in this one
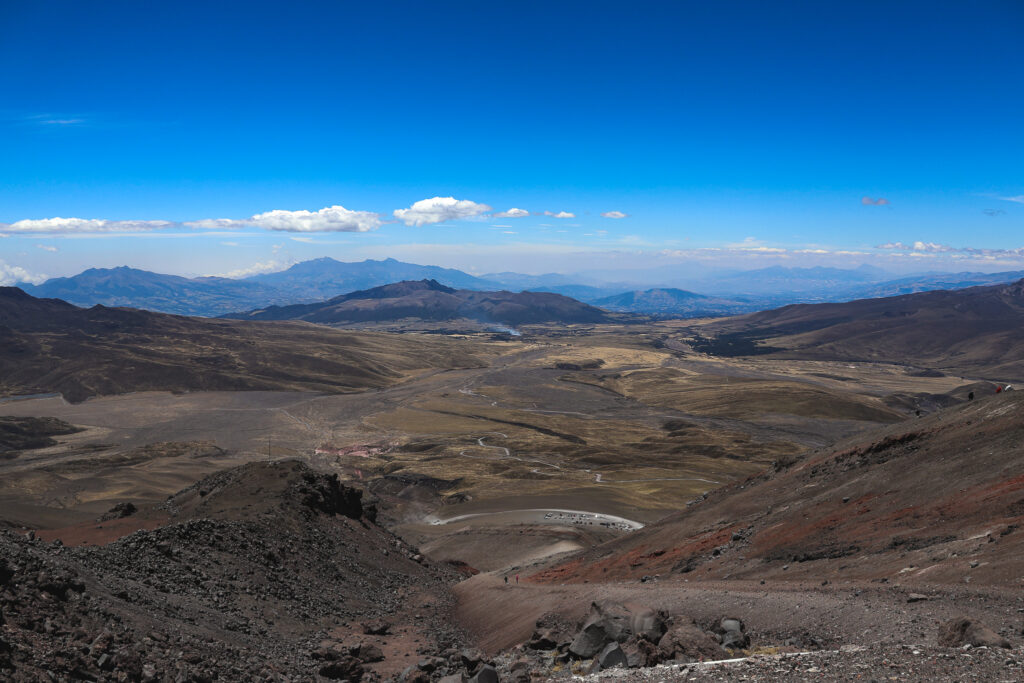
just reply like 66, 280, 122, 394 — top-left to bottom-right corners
543, 210, 575, 219
220, 241, 240, 247
876, 241, 1024, 258
393, 196, 491, 226
187, 206, 381, 232
36, 244, 58, 252
249, 205, 381, 232
601, 211, 628, 219
1, 217, 173, 234
0, 260, 46, 286
213, 260, 289, 279
494, 208, 529, 218
861, 196, 890, 206
996, 195, 1024, 204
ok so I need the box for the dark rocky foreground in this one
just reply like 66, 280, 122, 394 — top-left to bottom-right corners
0, 461, 469, 681
478, 601, 1022, 682
3, 459, 1023, 682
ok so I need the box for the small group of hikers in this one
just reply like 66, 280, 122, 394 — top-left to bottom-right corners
503, 574, 519, 584
963, 384, 1013, 402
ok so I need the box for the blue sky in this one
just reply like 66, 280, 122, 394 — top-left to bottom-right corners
1, 1, 1022, 283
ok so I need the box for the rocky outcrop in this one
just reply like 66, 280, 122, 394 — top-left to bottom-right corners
0, 461, 463, 681
569, 601, 668, 658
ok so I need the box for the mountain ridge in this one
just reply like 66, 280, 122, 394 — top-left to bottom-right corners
224, 279, 616, 327
696, 278, 1024, 380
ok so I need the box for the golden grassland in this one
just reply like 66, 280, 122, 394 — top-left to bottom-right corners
1, 322, 972, 528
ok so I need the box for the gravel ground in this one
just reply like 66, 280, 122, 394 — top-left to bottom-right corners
572, 644, 1024, 682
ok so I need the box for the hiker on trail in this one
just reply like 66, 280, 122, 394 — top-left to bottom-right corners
516, 574, 519, 584
968, 391, 974, 401
504, 576, 508, 584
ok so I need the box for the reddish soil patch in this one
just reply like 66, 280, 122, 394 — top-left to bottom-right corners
35, 512, 172, 546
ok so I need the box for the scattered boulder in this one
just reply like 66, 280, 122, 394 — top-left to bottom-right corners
398, 665, 432, 683
508, 657, 532, 683
469, 663, 499, 683
356, 643, 385, 663
632, 607, 668, 642
569, 621, 607, 659
657, 620, 723, 663
460, 648, 486, 675
98, 502, 137, 522
526, 628, 559, 650
717, 616, 750, 651
589, 642, 627, 673
361, 619, 391, 636
568, 601, 666, 658
938, 618, 1012, 649
527, 612, 573, 651
621, 636, 661, 668
318, 656, 364, 680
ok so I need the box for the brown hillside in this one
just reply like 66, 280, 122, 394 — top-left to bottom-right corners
0, 286, 494, 402
227, 279, 615, 326
532, 390, 1024, 587
696, 279, 1024, 380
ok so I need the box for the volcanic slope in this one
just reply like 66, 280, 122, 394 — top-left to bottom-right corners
225, 279, 616, 326
0, 460, 467, 681
532, 389, 1024, 587
0, 287, 497, 402
692, 278, 1024, 380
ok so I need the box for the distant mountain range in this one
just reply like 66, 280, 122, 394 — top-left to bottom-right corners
20, 258, 501, 317
223, 279, 615, 327
592, 288, 754, 317
17, 258, 1024, 318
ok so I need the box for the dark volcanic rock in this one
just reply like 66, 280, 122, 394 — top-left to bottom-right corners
569, 601, 667, 658
469, 663, 499, 683
97, 501, 138, 521
361, 619, 392, 636
590, 642, 628, 672
717, 616, 750, 651
657, 620, 724, 663
319, 656, 364, 680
